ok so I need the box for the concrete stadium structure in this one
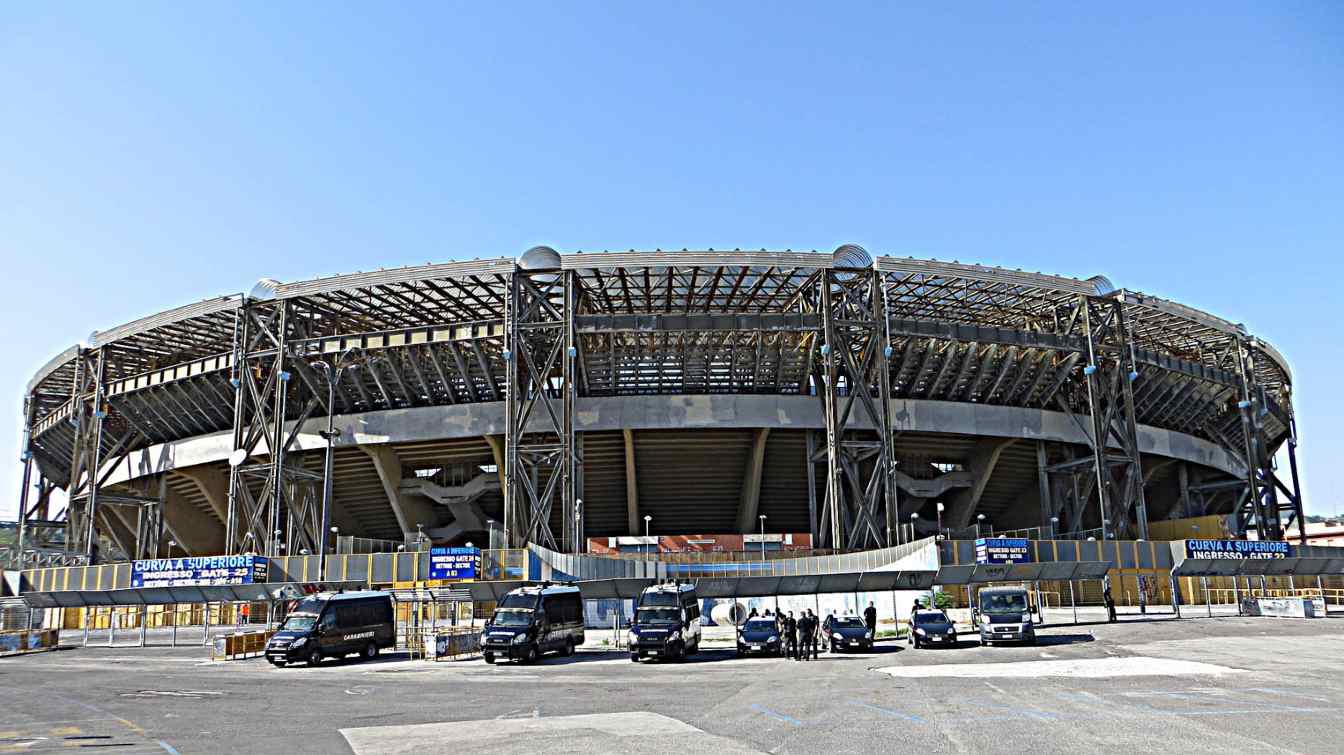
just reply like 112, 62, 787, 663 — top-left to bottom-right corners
13, 246, 1305, 565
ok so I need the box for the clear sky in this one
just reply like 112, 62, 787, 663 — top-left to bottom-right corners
1, 3, 1341, 521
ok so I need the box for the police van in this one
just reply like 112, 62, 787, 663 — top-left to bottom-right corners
628, 581, 701, 662
265, 591, 396, 667
479, 583, 585, 664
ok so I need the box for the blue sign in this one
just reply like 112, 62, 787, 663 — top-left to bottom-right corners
975, 538, 1032, 565
1184, 539, 1290, 560
131, 554, 268, 588
429, 547, 480, 580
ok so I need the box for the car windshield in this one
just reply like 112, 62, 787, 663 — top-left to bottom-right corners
915, 612, 949, 624
640, 592, 681, 607
491, 608, 535, 627
637, 607, 681, 624
833, 618, 864, 628
982, 593, 1028, 614
743, 619, 776, 631
498, 593, 538, 610
280, 613, 317, 632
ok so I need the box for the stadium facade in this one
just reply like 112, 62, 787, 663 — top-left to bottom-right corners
13, 246, 1304, 566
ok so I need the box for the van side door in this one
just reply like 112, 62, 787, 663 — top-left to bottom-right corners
317, 610, 339, 655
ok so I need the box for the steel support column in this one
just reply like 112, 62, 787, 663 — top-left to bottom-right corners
225, 299, 323, 556
1233, 339, 1303, 542
1051, 295, 1148, 539
504, 260, 578, 551
815, 266, 897, 550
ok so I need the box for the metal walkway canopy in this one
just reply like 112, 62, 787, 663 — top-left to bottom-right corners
464, 570, 938, 603
1171, 556, 1344, 578
934, 561, 1114, 585
21, 581, 365, 609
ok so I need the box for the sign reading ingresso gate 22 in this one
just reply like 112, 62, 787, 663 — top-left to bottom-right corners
1184, 539, 1290, 560
429, 547, 480, 580
131, 554, 269, 588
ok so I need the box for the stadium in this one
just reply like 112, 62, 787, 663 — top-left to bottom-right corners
13, 245, 1304, 566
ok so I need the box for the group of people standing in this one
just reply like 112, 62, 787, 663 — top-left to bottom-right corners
745, 607, 821, 660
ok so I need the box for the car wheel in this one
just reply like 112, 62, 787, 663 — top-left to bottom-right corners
363, 641, 379, 661
483, 652, 495, 664
307, 648, 322, 667
562, 638, 575, 657
630, 653, 640, 663
524, 644, 540, 664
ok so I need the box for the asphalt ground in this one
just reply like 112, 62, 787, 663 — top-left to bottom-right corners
4, 610, 1343, 754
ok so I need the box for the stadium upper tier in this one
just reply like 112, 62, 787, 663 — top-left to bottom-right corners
19, 247, 1297, 553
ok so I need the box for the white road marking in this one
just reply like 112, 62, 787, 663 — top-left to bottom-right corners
341, 711, 757, 754
875, 657, 1245, 679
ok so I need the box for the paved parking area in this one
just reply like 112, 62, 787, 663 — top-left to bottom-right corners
4, 614, 1343, 754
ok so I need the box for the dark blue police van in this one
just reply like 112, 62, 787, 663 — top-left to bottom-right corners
479, 584, 585, 664
265, 591, 396, 667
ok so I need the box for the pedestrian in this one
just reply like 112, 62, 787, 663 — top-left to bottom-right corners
1103, 578, 1117, 623
1138, 576, 1148, 615
806, 609, 819, 660
784, 611, 799, 660
822, 612, 835, 653
863, 601, 878, 636
748, 607, 758, 619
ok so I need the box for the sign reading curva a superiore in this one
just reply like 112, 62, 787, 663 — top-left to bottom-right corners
131, 554, 269, 587
1183, 539, 1289, 560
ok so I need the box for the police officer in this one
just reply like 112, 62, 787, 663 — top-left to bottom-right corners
805, 609, 820, 660
784, 611, 799, 660
864, 601, 878, 636
1103, 577, 1117, 623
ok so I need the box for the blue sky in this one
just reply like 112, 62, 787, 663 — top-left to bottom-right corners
1, 3, 1341, 520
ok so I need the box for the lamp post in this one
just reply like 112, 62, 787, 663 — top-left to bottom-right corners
936, 502, 945, 538
910, 512, 920, 542
328, 526, 339, 582
166, 539, 177, 559
1050, 516, 1059, 540
758, 514, 768, 559
310, 348, 361, 581
975, 513, 986, 539
416, 523, 425, 550
643, 515, 652, 558
272, 529, 282, 557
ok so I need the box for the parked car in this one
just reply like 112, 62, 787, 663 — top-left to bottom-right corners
908, 609, 957, 648
822, 615, 873, 652
736, 617, 782, 656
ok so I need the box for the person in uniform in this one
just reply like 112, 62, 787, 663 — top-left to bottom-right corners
863, 601, 878, 636
784, 611, 799, 660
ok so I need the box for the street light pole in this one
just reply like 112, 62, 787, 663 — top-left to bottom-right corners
936, 502, 944, 538
643, 515, 652, 558
976, 513, 985, 539
311, 349, 360, 581
758, 514, 767, 560
910, 512, 919, 542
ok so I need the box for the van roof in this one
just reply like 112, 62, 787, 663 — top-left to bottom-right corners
642, 582, 695, 594
978, 586, 1027, 594
311, 590, 392, 601
512, 584, 581, 596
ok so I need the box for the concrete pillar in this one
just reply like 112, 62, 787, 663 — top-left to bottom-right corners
947, 439, 1016, 529
161, 485, 226, 555
361, 444, 439, 540
623, 429, 639, 534
735, 429, 771, 533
